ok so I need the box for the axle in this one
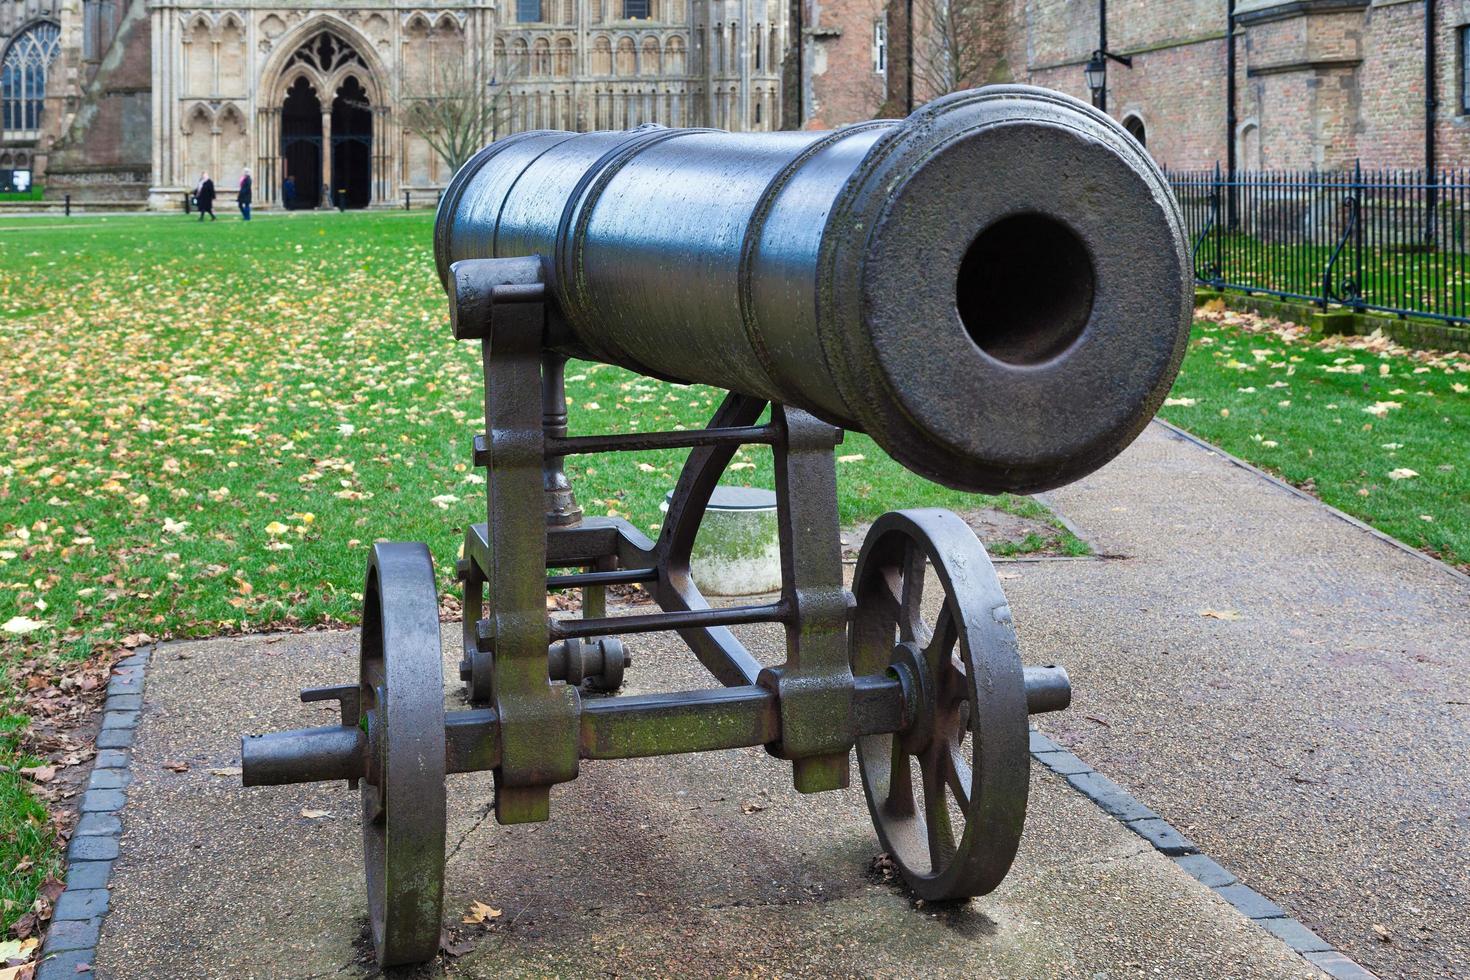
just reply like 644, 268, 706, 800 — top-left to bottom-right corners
242, 666, 1070, 789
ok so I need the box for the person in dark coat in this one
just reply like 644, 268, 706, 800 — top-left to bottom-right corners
237, 168, 253, 221
283, 174, 296, 210
195, 172, 216, 221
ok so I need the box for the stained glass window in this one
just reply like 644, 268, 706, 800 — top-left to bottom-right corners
2, 21, 61, 134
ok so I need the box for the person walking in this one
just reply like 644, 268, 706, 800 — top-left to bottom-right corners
282, 174, 296, 210
237, 168, 253, 221
195, 171, 216, 221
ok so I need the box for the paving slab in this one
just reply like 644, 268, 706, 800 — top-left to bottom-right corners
1013, 421, 1470, 978
93, 623, 1310, 979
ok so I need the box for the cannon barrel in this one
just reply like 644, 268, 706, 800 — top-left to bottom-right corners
434, 86, 1191, 494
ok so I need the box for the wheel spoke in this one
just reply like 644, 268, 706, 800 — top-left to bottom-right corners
919, 749, 957, 872
922, 604, 956, 662
883, 737, 915, 817
871, 568, 903, 625
947, 748, 973, 811
899, 544, 932, 646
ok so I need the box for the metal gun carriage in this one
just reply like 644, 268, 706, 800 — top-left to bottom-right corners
241, 85, 1191, 967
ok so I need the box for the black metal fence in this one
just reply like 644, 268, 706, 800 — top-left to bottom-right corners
1168, 164, 1470, 325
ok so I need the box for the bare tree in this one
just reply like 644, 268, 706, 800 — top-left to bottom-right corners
401, 60, 515, 175
910, 0, 992, 100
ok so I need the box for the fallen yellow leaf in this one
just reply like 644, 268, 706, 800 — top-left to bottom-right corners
462, 900, 503, 924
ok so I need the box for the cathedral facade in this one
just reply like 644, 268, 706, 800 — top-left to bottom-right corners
1, 0, 784, 208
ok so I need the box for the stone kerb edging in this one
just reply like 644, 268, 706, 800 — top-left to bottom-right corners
1030, 729, 1380, 980
32, 645, 152, 978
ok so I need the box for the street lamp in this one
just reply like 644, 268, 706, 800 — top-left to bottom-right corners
1084, 48, 1132, 112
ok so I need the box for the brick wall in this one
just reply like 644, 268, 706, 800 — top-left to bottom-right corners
803, 0, 891, 126
812, 0, 1470, 176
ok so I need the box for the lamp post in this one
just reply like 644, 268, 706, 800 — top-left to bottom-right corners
1086, 0, 1132, 113
1084, 48, 1132, 113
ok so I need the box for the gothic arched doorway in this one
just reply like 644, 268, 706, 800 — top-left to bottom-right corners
281, 76, 322, 208
269, 29, 380, 209
331, 75, 372, 209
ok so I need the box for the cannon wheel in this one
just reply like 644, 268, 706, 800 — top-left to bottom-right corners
851, 510, 1030, 901
360, 543, 447, 966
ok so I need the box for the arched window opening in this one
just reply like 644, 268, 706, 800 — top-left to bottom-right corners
640, 36, 660, 75
591, 36, 612, 74
665, 35, 686, 74
1238, 121, 1261, 171
554, 37, 574, 77
1123, 114, 1146, 148
532, 37, 552, 75
1, 20, 60, 133
615, 36, 636, 75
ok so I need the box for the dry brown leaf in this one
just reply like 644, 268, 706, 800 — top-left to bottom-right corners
300, 808, 330, 819
1199, 608, 1242, 621
462, 900, 502, 924
162, 761, 188, 773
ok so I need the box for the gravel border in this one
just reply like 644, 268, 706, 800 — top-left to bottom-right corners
1031, 729, 1381, 980
31, 645, 151, 979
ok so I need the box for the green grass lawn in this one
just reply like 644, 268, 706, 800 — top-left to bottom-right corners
1160, 309, 1470, 570
0, 210, 1080, 666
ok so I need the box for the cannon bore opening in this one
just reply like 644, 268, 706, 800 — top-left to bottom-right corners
956, 213, 1095, 366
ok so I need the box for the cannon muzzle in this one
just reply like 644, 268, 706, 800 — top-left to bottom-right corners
435, 86, 1191, 494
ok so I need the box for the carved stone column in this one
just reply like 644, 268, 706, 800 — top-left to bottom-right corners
321, 108, 333, 206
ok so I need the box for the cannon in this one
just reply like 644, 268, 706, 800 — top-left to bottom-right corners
242, 85, 1191, 967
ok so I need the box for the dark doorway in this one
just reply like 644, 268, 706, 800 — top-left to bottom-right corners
1124, 115, 1147, 149
331, 76, 372, 209
281, 76, 322, 208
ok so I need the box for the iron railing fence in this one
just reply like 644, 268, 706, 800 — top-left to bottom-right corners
1167, 164, 1470, 326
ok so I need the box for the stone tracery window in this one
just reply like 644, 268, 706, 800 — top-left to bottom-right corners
288, 31, 367, 76
1, 20, 60, 133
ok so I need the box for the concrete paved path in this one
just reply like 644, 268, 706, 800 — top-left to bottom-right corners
1015, 422, 1470, 979
92, 622, 1310, 979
